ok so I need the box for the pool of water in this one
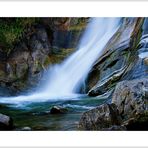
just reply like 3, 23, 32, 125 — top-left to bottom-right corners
0, 95, 107, 131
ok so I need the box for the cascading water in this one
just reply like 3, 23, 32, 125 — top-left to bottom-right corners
0, 18, 121, 105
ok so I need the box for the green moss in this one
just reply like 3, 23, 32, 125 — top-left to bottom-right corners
0, 18, 39, 53
0, 70, 5, 77
48, 48, 75, 64
69, 23, 86, 31
137, 111, 148, 122
69, 18, 88, 31
134, 29, 142, 49
44, 57, 51, 66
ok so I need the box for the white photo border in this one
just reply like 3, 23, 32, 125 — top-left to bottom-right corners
0, 1, 147, 147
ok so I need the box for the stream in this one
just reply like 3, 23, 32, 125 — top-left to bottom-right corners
0, 95, 107, 130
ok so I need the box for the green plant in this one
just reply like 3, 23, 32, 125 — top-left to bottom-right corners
0, 18, 38, 53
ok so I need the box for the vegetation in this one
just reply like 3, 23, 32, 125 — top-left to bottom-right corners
69, 18, 88, 31
45, 48, 75, 65
0, 18, 38, 53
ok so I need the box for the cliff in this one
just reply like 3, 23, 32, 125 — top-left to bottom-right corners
0, 18, 88, 94
79, 17, 148, 130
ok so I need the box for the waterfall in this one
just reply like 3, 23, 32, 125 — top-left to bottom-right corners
0, 18, 121, 104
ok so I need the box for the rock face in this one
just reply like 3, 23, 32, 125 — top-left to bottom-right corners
0, 18, 88, 93
87, 18, 144, 96
0, 113, 13, 130
79, 18, 148, 131
79, 78, 148, 130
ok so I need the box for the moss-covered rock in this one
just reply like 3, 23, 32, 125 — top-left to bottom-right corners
0, 18, 88, 93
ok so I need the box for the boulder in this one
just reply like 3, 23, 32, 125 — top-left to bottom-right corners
112, 78, 148, 120
21, 126, 32, 131
79, 78, 148, 130
78, 103, 122, 130
0, 113, 13, 130
50, 106, 68, 114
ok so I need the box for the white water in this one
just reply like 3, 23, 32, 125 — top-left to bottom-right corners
0, 18, 121, 104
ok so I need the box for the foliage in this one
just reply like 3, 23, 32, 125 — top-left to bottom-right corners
0, 18, 38, 53
69, 18, 88, 31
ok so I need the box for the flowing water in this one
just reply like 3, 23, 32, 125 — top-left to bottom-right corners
0, 95, 108, 130
0, 18, 121, 130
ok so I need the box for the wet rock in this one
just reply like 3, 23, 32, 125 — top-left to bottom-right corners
144, 57, 148, 65
50, 106, 68, 114
86, 18, 143, 95
86, 18, 146, 98
88, 66, 127, 96
79, 78, 148, 131
21, 126, 32, 131
78, 103, 122, 130
112, 78, 148, 120
0, 113, 13, 130
123, 112, 148, 131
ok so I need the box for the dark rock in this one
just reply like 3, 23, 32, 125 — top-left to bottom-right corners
88, 89, 103, 96
0, 113, 13, 130
78, 103, 122, 130
124, 113, 148, 131
79, 78, 148, 131
50, 106, 68, 114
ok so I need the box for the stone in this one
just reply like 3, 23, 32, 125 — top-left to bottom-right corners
144, 57, 148, 65
112, 78, 148, 120
50, 106, 68, 114
21, 126, 32, 131
78, 103, 122, 130
122, 112, 148, 131
0, 113, 13, 130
